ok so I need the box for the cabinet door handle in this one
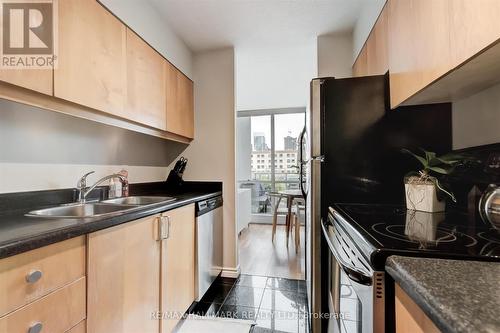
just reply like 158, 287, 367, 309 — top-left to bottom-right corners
26, 270, 42, 284
165, 216, 171, 239
27, 322, 43, 333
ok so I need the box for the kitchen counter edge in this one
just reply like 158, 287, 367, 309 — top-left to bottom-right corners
386, 255, 500, 333
0, 191, 222, 259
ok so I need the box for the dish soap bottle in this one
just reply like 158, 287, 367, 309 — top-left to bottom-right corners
109, 178, 117, 199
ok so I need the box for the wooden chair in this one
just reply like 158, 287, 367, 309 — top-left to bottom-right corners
292, 198, 305, 252
268, 192, 289, 242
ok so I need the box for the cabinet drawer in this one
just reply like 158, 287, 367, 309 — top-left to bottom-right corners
0, 236, 86, 316
66, 320, 86, 333
0, 277, 86, 333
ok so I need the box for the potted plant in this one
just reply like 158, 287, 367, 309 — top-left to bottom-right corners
402, 149, 475, 212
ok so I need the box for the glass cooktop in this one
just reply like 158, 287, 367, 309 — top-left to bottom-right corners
332, 203, 500, 269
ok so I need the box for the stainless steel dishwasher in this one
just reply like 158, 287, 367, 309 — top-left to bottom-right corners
195, 195, 223, 301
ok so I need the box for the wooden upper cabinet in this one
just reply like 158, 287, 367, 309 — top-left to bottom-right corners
0, 69, 53, 96
161, 204, 195, 333
166, 62, 194, 139
126, 29, 167, 131
387, 0, 500, 108
449, 0, 500, 67
54, 0, 126, 117
353, 4, 388, 77
353, 46, 368, 77
87, 215, 161, 333
366, 5, 389, 76
388, 0, 452, 108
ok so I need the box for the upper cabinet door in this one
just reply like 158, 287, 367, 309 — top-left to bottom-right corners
449, 0, 500, 67
366, 6, 389, 76
0, 69, 53, 96
54, 0, 126, 117
388, 0, 451, 108
166, 62, 194, 139
126, 29, 167, 131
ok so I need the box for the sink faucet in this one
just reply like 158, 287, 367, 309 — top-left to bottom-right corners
76, 171, 127, 203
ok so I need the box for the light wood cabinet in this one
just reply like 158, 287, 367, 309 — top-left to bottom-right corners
126, 29, 167, 131
0, 0, 194, 142
449, 0, 500, 67
353, 46, 368, 77
353, 4, 388, 77
87, 205, 196, 333
166, 62, 195, 139
160, 204, 196, 333
67, 320, 86, 333
366, 6, 389, 76
388, 0, 451, 108
387, 0, 500, 108
0, 277, 86, 333
54, 0, 127, 117
0, 69, 53, 96
87, 215, 161, 333
0, 236, 85, 317
395, 284, 440, 333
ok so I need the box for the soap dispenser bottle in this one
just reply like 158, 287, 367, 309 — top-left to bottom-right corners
109, 178, 117, 199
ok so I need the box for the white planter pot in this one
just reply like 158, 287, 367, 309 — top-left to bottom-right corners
405, 179, 445, 212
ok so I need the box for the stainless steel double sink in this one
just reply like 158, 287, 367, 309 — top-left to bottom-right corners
26, 196, 176, 219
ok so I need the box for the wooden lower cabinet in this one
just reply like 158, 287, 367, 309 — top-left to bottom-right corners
160, 204, 196, 333
0, 277, 86, 333
87, 205, 196, 333
87, 215, 161, 333
395, 284, 440, 333
0, 236, 86, 317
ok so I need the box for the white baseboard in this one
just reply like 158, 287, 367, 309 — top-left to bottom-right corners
221, 265, 240, 279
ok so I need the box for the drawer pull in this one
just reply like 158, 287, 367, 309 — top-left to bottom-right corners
26, 270, 43, 284
28, 322, 43, 333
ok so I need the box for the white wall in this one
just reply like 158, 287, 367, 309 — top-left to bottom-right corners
100, 0, 193, 79
236, 41, 317, 111
352, 0, 386, 62
452, 83, 500, 149
178, 48, 238, 277
317, 33, 354, 78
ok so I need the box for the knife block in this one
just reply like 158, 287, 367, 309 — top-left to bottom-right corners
166, 170, 184, 189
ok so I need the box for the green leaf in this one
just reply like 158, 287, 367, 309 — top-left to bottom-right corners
428, 166, 454, 175
401, 149, 428, 168
422, 149, 436, 163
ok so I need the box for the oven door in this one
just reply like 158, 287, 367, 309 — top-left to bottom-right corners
322, 218, 379, 333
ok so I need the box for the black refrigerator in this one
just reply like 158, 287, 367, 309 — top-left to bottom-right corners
301, 75, 452, 332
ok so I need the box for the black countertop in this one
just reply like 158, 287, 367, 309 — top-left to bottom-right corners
386, 255, 500, 333
0, 181, 222, 259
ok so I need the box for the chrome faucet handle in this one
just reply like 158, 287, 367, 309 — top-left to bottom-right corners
77, 171, 95, 189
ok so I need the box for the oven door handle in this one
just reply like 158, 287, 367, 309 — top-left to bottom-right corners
321, 220, 373, 286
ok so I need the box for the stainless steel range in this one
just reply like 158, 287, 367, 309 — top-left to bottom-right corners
322, 202, 500, 333
323, 208, 384, 333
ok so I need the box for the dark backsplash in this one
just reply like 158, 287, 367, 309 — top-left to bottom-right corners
446, 143, 500, 210
0, 181, 223, 216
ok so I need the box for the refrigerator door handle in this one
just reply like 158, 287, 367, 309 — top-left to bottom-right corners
311, 155, 325, 162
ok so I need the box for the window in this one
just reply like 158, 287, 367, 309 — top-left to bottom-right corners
243, 111, 305, 215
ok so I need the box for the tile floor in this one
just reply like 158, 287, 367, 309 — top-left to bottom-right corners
189, 274, 310, 333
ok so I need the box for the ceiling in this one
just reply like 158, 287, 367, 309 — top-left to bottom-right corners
147, 0, 377, 52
